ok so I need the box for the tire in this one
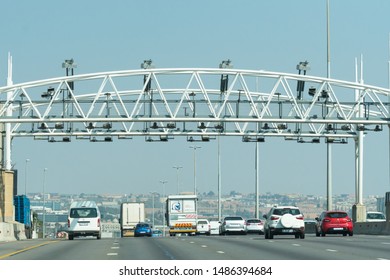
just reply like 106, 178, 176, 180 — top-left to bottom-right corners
315, 229, 320, 237
269, 230, 274, 239
349, 231, 353, 236
343, 233, 347, 236
97, 233, 101, 240
280, 214, 295, 228
264, 229, 269, 239
68, 234, 74, 240
295, 234, 299, 239
300, 233, 305, 239
321, 232, 325, 237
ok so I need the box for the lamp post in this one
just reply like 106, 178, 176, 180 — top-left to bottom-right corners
172, 166, 183, 194
150, 192, 158, 229
42, 168, 47, 239
159, 180, 167, 236
24, 159, 30, 196
189, 146, 201, 195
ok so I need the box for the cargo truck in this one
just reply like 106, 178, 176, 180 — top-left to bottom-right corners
120, 202, 145, 237
165, 194, 198, 236
14, 195, 33, 239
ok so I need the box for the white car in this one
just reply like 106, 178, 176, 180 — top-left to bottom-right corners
196, 219, 211, 235
263, 205, 305, 239
366, 211, 386, 222
220, 216, 247, 235
246, 218, 264, 234
209, 221, 221, 235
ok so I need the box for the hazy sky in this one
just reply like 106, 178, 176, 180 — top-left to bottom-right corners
1, 0, 390, 197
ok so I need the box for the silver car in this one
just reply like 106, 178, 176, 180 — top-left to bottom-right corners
220, 216, 247, 235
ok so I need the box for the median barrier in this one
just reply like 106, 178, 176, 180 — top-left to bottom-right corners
354, 222, 390, 235
0, 222, 16, 241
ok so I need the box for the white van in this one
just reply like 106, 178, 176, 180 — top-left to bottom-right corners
67, 201, 102, 240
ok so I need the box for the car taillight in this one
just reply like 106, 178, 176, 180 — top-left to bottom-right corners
67, 219, 70, 228
324, 218, 330, 222
296, 216, 304, 220
271, 216, 280, 220
97, 218, 101, 227
346, 218, 352, 222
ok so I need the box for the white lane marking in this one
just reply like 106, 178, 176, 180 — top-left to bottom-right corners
111, 247, 119, 249
190, 241, 195, 244
326, 249, 338, 252
201, 245, 207, 248
377, 258, 388, 260
292, 244, 301, 247
217, 251, 225, 254
381, 242, 390, 245
107, 253, 118, 256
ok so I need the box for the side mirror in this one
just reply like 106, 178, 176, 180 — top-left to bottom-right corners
263, 214, 267, 219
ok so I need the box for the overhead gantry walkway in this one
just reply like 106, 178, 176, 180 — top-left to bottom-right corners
1, 67, 389, 140
1, 62, 390, 221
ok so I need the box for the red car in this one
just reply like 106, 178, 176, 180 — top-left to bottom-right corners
315, 211, 353, 237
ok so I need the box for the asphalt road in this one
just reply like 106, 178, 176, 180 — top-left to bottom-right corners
1, 233, 390, 260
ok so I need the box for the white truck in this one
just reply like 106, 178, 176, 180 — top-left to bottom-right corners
120, 202, 145, 237
166, 194, 198, 236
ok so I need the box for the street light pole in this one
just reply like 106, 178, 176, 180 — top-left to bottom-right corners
42, 168, 47, 239
172, 166, 183, 194
24, 159, 30, 196
159, 180, 167, 236
189, 146, 201, 195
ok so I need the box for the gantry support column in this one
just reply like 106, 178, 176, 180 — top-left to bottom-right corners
352, 131, 366, 222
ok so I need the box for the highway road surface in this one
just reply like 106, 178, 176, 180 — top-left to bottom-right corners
1, 233, 390, 260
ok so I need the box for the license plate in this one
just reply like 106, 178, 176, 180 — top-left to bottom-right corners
79, 223, 88, 226
282, 229, 293, 233
333, 228, 343, 230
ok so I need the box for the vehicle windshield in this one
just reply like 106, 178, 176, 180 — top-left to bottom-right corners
367, 213, 385, 219
198, 221, 208, 224
247, 219, 261, 223
327, 212, 348, 218
70, 208, 97, 218
224, 217, 243, 221
136, 223, 150, 228
273, 208, 301, 216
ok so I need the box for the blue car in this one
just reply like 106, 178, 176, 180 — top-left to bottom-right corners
134, 223, 152, 237
152, 229, 163, 237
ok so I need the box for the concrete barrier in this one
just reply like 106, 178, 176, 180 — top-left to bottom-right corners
0, 222, 27, 241
354, 222, 390, 235
0, 222, 16, 241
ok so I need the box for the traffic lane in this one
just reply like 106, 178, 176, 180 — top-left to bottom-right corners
117, 235, 233, 260
300, 234, 390, 260
166, 234, 390, 260
0, 239, 59, 260
3, 238, 119, 260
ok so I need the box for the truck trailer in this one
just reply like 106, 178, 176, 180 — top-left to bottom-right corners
165, 194, 198, 236
120, 202, 145, 237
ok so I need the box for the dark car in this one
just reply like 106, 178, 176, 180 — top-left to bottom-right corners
134, 223, 152, 237
315, 211, 353, 237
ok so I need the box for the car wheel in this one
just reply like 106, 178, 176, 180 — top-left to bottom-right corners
343, 233, 347, 236
321, 232, 325, 237
280, 214, 295, 228
68, 234, 74, 240
295, 234, 299, 239
349, 231, 353, 236
264, 229, 269, 239
300, 233, 305, 239
97, 234, 101, 240
269, 230, 274, 239
315, 228, 320, 237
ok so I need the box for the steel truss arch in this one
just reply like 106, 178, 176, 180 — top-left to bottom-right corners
1, 68, 390, 143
